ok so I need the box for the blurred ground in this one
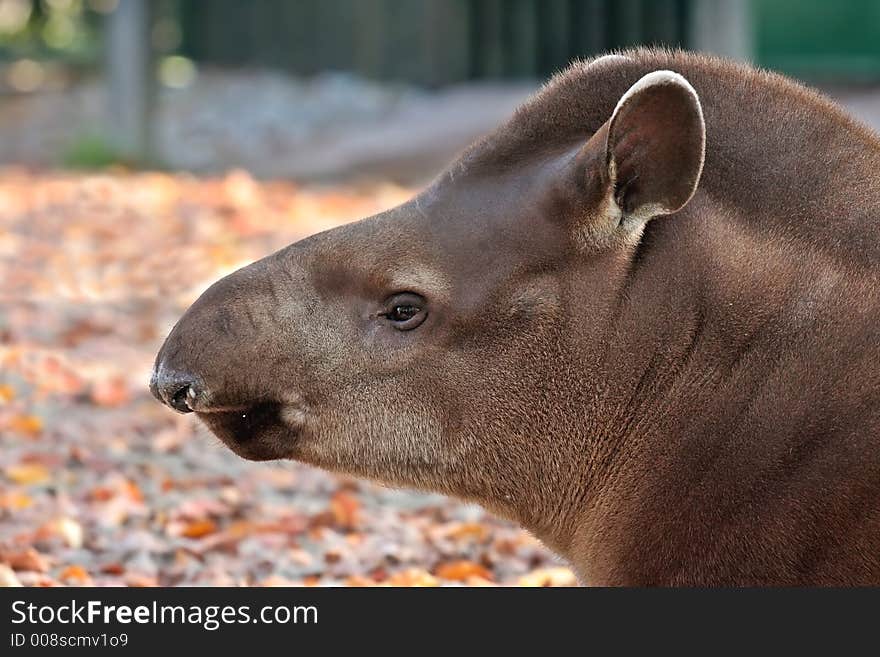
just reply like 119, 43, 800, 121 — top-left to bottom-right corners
0, 169, 574, 587
0, 70, 533, 184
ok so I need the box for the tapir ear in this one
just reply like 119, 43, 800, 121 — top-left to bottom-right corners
605, 70, 705, 221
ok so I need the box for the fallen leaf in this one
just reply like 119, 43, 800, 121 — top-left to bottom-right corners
0, 384, 15, 403
224, 518, 303, 539
100, 562, 125, 575
445, 522, 489, 542
5, 463, 50, 485
89, 486, 115, 502
0, 491, 33, 510
122, 479, 144, 503
0, 547, 50, 572
180, 519, 218, 539
330, 490, 360, 529
7, 415, 43, 437
387, 569, 439, 587
435, 560, 493, 582
58, 565, 92, 584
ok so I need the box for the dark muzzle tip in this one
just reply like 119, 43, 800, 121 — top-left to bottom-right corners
151, 367, 199, 414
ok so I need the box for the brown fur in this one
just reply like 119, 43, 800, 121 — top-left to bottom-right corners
152, 49, 880, 585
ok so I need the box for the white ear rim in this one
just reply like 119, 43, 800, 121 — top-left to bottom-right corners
612, 70, 704, 135
608, 70, 707, 221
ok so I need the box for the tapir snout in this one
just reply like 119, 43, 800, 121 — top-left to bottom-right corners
151, 252, 320, 460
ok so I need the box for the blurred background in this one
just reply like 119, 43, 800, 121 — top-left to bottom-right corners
0, 1, 879, 588
1, 0, 879, 182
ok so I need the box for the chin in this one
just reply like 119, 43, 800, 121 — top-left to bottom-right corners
196, 401, 300, 461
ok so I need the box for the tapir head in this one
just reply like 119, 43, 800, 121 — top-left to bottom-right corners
151, 63, 705, 524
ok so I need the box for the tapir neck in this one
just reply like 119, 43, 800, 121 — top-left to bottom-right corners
546, 193, 880, 584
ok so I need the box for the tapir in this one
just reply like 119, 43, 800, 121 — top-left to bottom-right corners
151, 49, 880, 586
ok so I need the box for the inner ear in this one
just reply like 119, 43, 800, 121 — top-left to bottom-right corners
605, 70, 706, 221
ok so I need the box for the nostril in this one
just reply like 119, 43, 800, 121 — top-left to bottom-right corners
151, 368, 200, 414
170, 384, 194, 414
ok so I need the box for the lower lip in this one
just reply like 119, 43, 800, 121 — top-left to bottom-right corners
202, 401, 283, 444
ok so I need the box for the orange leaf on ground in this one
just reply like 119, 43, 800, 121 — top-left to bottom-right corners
329, 490, 360, 529
4, 463, 50, 485
7, 415, 43, 437
122, 480, 145, 503
180, 519, 218, 539
59, 565, 91, 584
223, 518, 303, 539
0, 384, 15, 403
387, 569, 439, 587
89, 486, 115, 502
0, 547, 50, 572
90, 480, 143, 504
100, 563, 125, 575
0, 491, 33, 510
435, 560, 493, 582
445, 522, 489, 542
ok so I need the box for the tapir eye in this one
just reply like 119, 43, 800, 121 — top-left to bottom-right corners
382, 293, 427, 330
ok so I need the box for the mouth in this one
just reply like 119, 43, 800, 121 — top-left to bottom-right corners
195, 400, 300, 461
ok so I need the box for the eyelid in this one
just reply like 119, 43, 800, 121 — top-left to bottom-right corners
384, 292, 425, 307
